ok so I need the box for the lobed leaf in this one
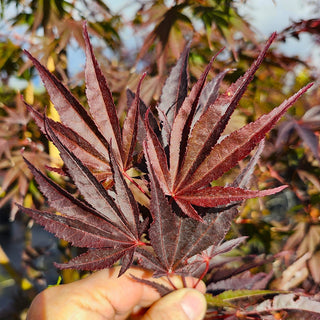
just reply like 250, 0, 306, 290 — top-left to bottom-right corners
175, 34, 276, 191
181, 83, 313, 193
21, 26, 314, 281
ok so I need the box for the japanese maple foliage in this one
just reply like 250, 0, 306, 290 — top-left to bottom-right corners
18, 23, 313, 281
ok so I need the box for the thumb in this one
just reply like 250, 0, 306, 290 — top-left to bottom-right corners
141, 288, 207, 320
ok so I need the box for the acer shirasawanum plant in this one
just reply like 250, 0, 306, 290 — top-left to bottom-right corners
18, 24, 317, 316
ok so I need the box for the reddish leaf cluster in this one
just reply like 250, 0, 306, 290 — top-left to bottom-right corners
18, 23, 312, 280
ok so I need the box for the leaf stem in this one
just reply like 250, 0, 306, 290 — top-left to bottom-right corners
167, 276, 178, 290
194, 258, 209, 289
181, 275, 187, 288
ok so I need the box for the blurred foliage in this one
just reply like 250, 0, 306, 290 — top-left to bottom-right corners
0, 0, 319, 318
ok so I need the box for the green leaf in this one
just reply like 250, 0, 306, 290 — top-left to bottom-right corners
206, 290, 287, 308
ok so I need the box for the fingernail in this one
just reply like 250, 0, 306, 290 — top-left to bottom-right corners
180, 290, 206, 320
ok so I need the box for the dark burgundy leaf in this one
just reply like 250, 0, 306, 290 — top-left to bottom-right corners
22, 157, 130, 242
181, 83, 313, 193
20, 26, 314, 284
175, 34, 276, 191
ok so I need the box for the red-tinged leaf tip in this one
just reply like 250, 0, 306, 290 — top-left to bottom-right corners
269, 32, 277, 43
141, 71, 148, 81
82, 20, 88, 30
213, 46, 225, 60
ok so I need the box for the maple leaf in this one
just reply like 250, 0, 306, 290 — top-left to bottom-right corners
145, 32, 313, 220
18, 116, 145, 276
23, 23, 143, 187
18, 24, 313, 278
136, 148, 240, 278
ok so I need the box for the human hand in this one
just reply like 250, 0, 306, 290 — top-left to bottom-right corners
27, 267, 207, 320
